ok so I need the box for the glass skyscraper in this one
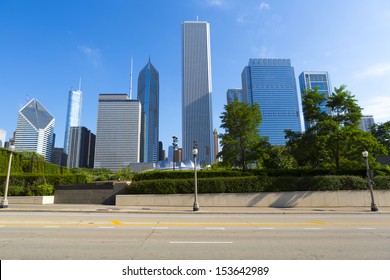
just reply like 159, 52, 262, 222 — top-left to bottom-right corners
137, 58, 159, 163
94, 94, 141, 171
64, 89, 82, 153
182, 21, 214, 164
299, 71, 332, 130
14, 98, 55, 161
67, 126, 95, 168
227, 89, 243, 104
242, 58, 303, 145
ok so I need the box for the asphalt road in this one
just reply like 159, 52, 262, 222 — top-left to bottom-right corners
1, 212, 389, 260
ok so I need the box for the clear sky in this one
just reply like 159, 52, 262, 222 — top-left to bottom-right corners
1, 0, 390, 152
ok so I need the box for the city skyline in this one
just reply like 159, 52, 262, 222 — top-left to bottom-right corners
1, 0, 390, 151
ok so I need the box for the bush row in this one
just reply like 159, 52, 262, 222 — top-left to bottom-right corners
126, 175, 390, 194
0, 174, 87, 196
132, 169, 370, 182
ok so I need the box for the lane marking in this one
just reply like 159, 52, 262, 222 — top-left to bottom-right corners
151, 227, 168, 229
206, 227, 225, 230
98, 226, 115, 229
358, 228, 376, 230
305, 228, 322, 230
43, 226, 59, 228
170, 241, 233, 244
258, 227, 274, 230
112, 220, 122, 226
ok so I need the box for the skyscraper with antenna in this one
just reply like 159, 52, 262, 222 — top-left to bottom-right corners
64, 79, 83, 153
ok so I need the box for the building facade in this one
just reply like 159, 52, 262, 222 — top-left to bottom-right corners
137, 58, 159, 163
242, 58, 303, 145
64, 89, 82, 153
14, 99, 55, 161
299, 71, 332, 130
0, 129, 6, 148
94, 94, 141, 171
227, 89, 243, 104
67, 126, 95, 168
182, 21, 214, 164
359, 115, 375, 132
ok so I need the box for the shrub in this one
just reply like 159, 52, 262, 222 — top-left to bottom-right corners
28, 184, 54, 196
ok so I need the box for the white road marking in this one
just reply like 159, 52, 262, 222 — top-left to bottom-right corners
98, 226, 115, 229
43, 226, 59, 228
305, 228, 322, 230
258, 227, 275, 230
358, 228, 376, 230
206, 227, 225, 230
151, 227, 169, 229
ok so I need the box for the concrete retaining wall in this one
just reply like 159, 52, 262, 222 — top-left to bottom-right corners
8, 196, 54, 204
54, 181, 129, 205
116, 190, 390, 207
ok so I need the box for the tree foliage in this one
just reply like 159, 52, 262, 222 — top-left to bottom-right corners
286, 85, 387, 170
219, 100, 267, 169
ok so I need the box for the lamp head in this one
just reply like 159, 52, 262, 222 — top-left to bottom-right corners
362, 150, 368, 158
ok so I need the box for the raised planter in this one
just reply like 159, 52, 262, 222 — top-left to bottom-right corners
7, 196, 54, 204
116, 190, 390, 207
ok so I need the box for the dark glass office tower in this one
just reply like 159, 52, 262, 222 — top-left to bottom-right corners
137, 59, 159, 163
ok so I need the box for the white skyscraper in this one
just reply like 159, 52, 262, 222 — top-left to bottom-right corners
94, 94, 141, 171
0, 129, 6, 147
182, 21, 214, 165
64, 88, 82, 153
14, 99, 55, 161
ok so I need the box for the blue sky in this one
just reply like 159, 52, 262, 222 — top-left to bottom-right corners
1, 0, 390, 151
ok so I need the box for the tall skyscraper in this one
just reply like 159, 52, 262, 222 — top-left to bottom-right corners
242, 58, 303, 145
359, 115, 375, 132
299, 71, 332, 130
67, 126, 95, 168
182, 21, 214, 164
14, 98, 55, 161
64, 88, 82, 153
137, 58, 159, 163
94, 94, 141, 171
227, 89, 243, 104
0, 129, 6, 148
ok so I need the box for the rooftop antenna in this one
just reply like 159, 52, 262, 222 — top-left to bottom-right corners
129, 57, 133, 99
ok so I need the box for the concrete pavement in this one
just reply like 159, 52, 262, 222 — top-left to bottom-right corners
1, 203, 390, 214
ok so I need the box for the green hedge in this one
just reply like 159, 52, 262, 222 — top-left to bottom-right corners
132, 169, 369, 182
126, 175, 390, 194
0, 174, 86, 196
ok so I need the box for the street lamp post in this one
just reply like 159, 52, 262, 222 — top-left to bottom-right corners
193, 141, 199, 212
1, 145, 15, 209
172, 136, 178, 171
362, 150, 379, 212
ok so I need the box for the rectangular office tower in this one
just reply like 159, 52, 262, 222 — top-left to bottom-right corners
299, 71, 332, 130
137, 58, 159, 163
14, 99, 55, 161
242, 59, 303, 145
182, 21, 214, 165
67, 126, 95, 168
94, 94, 141, 171
64, 89, 82, 153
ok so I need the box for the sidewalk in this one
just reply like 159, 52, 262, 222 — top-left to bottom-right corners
1, 203, 390, 214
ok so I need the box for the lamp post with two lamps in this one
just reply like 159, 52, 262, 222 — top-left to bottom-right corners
192, 141, 199, 212
0, 145, 15, 209
362, 150, 379, 212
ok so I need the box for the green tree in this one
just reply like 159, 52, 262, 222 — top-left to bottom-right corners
219, 100, 267, 169
371, 121, 390, 152
286, 85, 387, 170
